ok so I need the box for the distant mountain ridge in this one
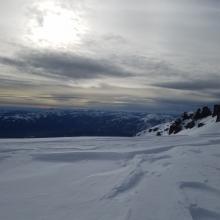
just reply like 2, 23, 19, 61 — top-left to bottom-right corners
0, 109, 174, 138
139, 104, 220, 136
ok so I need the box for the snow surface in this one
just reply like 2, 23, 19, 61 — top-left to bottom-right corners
0, 125, 220, 220
178, 116, 219, 136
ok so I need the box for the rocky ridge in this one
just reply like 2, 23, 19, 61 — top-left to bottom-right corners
140, 104, 220, 136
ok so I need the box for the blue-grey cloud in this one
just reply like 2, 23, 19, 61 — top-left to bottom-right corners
0, 49, 134, 80
1, 0, 220, 111
153, 78, 220, 91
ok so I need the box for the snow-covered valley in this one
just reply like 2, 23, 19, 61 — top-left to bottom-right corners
0, 125, 220, 220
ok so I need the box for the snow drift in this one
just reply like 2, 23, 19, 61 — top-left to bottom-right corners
0, 128, 220, 219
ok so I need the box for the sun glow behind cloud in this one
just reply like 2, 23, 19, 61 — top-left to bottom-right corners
0, 0, 220, 111
26, 1, 88, 48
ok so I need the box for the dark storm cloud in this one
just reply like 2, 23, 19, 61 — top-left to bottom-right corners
0, 49, 133, 80
153, 77, 220, 91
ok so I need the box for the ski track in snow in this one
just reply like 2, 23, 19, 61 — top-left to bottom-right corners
0, 133, 220, 220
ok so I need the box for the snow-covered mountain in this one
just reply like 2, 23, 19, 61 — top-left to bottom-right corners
139, 105, 220, 137
0, 105, 220, 219
0, 109, 174, 138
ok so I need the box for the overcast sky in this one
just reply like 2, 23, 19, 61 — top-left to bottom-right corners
0, 0, 220, 112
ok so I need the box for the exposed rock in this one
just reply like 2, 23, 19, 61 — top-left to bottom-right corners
168, 125, 175, 135
212, 105, 220, 117
185, 120, 195, 129
182, 112, 192, 120
212, 105, 220, 122
147, 104, 220, 136
176, 118, 182, 124
156, 132, 161, 136
198, 123, 205, 128
169, 119, 182, 135
200, 106, 212, 118
193, 108, 202, 120
192, 106, 211, 120
189, 113, 194, 118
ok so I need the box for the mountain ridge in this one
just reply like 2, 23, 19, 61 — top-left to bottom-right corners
139, 104, 220, 136
0, 109, 174, 138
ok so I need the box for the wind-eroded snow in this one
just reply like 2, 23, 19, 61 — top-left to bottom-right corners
0, 133, 220, 220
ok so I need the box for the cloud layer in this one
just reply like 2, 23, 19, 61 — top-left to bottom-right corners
0, 49, 133, 80
0, 0, 220, 112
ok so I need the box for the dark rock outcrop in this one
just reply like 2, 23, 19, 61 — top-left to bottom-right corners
156, 132, 161, 136
185, 121, 195, 129
182, 112, 192, 120
182, 112, 187, 120
193, 106, 212, 121
169, 119, 182, 135
148, 104, 220, 136
212, 105, 220, 122
201, 106, 212, 118
193, 108, 202, 120
198, 123, 205, 128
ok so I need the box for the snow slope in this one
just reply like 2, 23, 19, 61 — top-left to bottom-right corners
140, 114, 220, 137
178, 116, 220, 136
0, 129, 220, 220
